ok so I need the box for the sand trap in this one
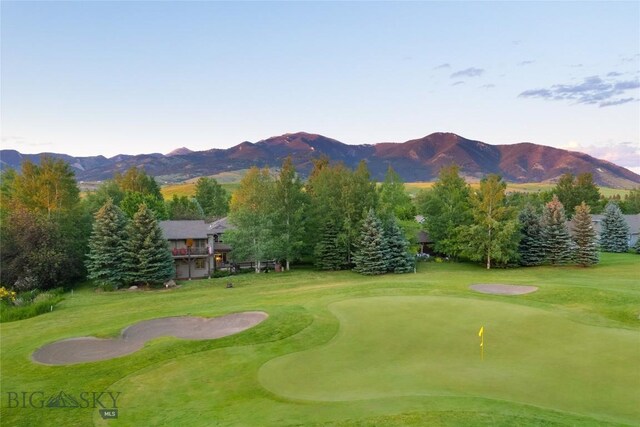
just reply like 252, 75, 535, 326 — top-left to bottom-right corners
32, 311, 268, 365
470, 284, 538, 295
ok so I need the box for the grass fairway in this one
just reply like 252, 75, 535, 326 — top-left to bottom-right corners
1, 254, 639, 426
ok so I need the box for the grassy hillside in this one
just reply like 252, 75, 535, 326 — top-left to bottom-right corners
404, 181, 631, 197
1, 253, 639, 426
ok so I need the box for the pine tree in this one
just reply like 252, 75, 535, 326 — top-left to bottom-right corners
518, 204, 545, 266
125, 204, 175, 285
353, 209, 389, 275
541, 195, 574, 265
385, 217, 415, 273
314, 219, 345, 270
633, 231, 640, 254
86, 199, 129, 288
572, 202, 599, 267
599, 202, 629, 252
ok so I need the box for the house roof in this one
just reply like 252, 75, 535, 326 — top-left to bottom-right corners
159, 220, 210, 240
567, 214, 640, 236
208, 217, 234, 234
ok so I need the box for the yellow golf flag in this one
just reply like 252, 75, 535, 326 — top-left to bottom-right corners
478, 326, 484, 337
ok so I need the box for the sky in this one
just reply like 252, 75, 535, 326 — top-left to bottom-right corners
1, 1, 639, 172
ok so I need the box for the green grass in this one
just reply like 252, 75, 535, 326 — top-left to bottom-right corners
1, 253, 639, 426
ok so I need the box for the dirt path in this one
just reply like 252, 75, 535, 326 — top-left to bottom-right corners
32, 311, 268, 365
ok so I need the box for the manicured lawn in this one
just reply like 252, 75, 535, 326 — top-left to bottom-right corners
1, 253, 639, 426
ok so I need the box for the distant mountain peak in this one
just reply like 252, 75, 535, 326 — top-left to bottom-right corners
1, 131, 638, 188
167, 147, 193, 156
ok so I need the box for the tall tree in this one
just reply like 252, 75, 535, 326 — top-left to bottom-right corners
314, 219, 345, 270
620, 188, 640, 214
272, 157, 307, 270
541, 195, 574, 265
553, 173, 601, 217
305, 160, 350, 265
572, 202, 599, 267
121, 191, 168, 220
518, 204, 545, 266
13, 157, 80, 219
342, 161, 378, 264
84, 180, 125, 215
125, 204, 175, 285
225, 167, 275, 272
459, 175, 520, 269
114, 167, 163, 199
166, 195, 205, 220
378, 166, 415, 221
599, 202, 629, 252
353, 209, 389, 275
86, 200, 130, 288
415, 165, 472, 258
195, 177, 230, 218
385, 216, 415, 273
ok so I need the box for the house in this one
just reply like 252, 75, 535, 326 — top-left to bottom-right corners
159, 220, 232, 280
568, 214, 640, 247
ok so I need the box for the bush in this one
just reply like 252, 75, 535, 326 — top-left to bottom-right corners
0, 288, 64, 323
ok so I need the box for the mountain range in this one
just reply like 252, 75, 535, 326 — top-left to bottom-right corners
1, 132, 639, 188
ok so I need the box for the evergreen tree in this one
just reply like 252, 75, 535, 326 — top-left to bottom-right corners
314, 219, 345, 270
86, 199, 129, 288
541, 195, 574, 265
599, 202, 629, 252
353, 209, 389, 275
195, 177, 230, 218
633, 231, 640, 254
125, 204, 175, 285
385, 217, 415, 273
342, 161, 378, 264
518, 204, 545, 266
572, 202, 599, 267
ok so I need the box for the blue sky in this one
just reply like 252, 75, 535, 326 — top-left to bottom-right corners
1, 1, 639, 172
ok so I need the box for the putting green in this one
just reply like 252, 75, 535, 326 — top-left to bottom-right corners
259, 296, 640, 424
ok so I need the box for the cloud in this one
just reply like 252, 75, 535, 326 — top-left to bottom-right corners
518, 60, 535, 66
564, 141, 640, 170
450, 67, 484, 78
480, 84, 496, 89
607, 71, 623, 77
451, 81, 465, 86
518, 75, 640, 107
433, 63, 450, 70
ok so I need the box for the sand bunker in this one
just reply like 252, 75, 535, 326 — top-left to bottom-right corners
470, 284, 538, 295
32, 311, 268, 365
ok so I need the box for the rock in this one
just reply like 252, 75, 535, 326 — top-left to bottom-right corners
164, 280, 177, 289
128, 286, 138, 291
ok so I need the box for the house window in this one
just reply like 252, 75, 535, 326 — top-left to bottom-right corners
195, 259, 206, 269
195, 239, 206, 249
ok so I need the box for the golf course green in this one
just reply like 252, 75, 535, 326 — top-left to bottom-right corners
1, 253, 639, 426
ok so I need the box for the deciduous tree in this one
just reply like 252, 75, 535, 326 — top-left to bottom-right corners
195, 177, 230, 218
459, 175, 520, 269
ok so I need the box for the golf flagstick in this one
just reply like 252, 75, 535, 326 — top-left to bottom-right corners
479, 326, 484, 361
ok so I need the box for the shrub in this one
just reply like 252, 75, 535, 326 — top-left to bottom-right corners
0, 288, 64, 323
